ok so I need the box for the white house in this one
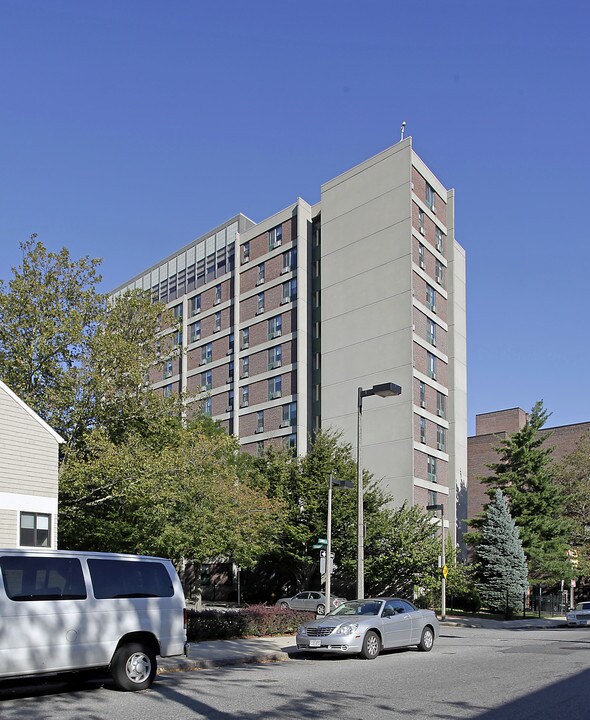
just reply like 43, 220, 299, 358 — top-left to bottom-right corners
0, 380, 64, 548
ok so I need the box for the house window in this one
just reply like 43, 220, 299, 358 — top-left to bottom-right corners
435, 260, 445, 288
190, 294, 201, 316
418, 243, 425, 269
269, 225, 283, 250
241, 385, 249, 407
418, 207, 425, 234
427, 456, 437, 483
419, 381, 426, 408
201, 342, 212, 364
201, 370, 212, 391
268, 375, 282, 400
214, 284, 222, 304
256, 410, 264, 432
20, 512, 50, 547
164, 359, 173, 379
190, 321, 201, 343
268, 315, 282, 340
242, 241, 250, 263
257, 263, 265, 285
241, 356, 249, 378
257, 292, 265, 315
282, 402, 297, 426
427, 352, 437, 380
437, 426, 447, 452
214, 311, 222, 332
268, 345, 282, 370
162, 384, 173, 398
241, 327, 249, 349
282, 247, 296, 273
436, 391, 446, 419
426, 284, 436, 312
426, 183, 435, 211
427, 319, 436, 346
203, 398, 212, 417
435, 227, 444, 254
419, 416, 426, 443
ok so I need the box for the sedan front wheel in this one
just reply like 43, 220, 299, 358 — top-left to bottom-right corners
359, 630, 381, 660
418, 626, 435, 652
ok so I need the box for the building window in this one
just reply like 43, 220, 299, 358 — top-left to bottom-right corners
257, 292, 265, 315
241, 355, 249, 378
257, 263, 265, 285
214, 311, 221, 332
419, 381, 426, 408
242, 241, 250, 263
269, 225, 282, 250
227, 360, 234, 383
426, 183, 435, 211
164, 359, 173, 379
241, 327, 249, 349
162, 384, 173, 398
241, 385, 249, 407
257, 440, 264, 455
427, 352, 437, 380
174, 330, 182, 347
418, 243, 425, 269
201, 370, 212, 391
203, 398, 212, 416
282, 247, 296, 273
436, 391, 446, 418
228, 333, 234, 353
428, 489, 438, 507
435, 227, 444, 254
268, 375, 282, 400
173, 303, 183, 320
420, 416, 426, 443
214, 284, 222, 304
282, 278, 297, 304
256, 410, 264, 433
268, 345, 282, 370
282, 402, 297, 426
426, 284, 436, 313
437, 425, 447, 452
435, 259, 445, 288
427, 456, 437, 483
190, 321, 201, 343
190, 294, 201, 316
427, 319, 437, 346
201, 342, 212, 364
268, 315, 282, 340
20, 512, 50, 547
418, 207, 425, 234
283, 433, 297, 452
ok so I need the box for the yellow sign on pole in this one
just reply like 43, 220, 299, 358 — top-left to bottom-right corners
442, 564, 448, 579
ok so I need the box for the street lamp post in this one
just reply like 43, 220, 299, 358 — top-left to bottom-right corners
325, 475, 353, 612
357, 382, 402, 599
427, 503, 446, 620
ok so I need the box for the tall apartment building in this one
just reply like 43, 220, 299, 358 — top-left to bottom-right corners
112, 138, 467, 543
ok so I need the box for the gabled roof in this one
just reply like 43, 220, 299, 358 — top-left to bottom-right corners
0, 379, 65, 444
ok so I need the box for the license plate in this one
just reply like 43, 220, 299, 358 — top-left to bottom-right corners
309, 638, 321, 647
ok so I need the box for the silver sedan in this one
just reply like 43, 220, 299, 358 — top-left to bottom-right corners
296, 597, 439, 659
275, 591, 345, 614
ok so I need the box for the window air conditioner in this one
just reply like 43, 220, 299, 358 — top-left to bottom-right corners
256, 308, 264, 315
419, 226, 425, 235
255, 427, 264, 434
281, 267, 289, 275
281, 297, 289, 305
256, 278, 264, 286
279, 421, 289, 428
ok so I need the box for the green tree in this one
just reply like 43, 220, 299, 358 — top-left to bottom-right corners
474, 401, 571, 582
475, 489, 529, 617
0, 235, 104, 438
553, 431, 590, 579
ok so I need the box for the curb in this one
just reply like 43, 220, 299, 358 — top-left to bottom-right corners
158, 649, 291, 673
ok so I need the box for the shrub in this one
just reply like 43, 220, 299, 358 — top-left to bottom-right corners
187, 605, 315, 642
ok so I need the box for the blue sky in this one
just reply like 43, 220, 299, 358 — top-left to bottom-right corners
1, 0, 588, 434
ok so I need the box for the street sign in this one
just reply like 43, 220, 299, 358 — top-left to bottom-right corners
442, 564, 448, 579
317, 538, 328, 545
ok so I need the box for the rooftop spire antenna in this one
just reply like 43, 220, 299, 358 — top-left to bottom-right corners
400, 121, 406, 141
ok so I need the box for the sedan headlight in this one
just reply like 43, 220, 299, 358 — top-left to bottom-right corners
334, 623, 359, 635
298, 626, 307, 636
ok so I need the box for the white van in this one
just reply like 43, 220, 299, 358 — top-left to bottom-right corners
0, 548, 188, 691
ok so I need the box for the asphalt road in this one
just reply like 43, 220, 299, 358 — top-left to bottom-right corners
1, 626, 589, 720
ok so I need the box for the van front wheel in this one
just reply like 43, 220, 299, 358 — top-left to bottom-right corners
111, 642, 157, 691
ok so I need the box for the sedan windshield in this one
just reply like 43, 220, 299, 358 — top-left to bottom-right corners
327, 600, 383, 617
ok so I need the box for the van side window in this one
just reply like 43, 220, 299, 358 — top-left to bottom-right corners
88, 559, 174, 599
0, 556, 87, 601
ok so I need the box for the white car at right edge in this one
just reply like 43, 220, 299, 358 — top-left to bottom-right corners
567, 601, 590, 627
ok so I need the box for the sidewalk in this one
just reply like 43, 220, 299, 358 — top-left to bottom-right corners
157, 614, 567, 675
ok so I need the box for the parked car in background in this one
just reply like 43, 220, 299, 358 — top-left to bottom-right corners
567, 601, 590, 627
296, 597, 439, 659
275, 591, 345, 615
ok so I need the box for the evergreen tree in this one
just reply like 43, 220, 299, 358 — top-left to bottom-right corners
475, 489, 529, 617
477, 401, 571, 582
